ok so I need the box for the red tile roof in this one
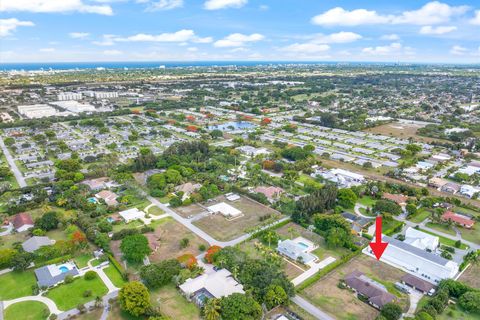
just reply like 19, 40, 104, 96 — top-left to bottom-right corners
441, 211, 475, 228
382, 193, 409, 205
12, 213, 34, 229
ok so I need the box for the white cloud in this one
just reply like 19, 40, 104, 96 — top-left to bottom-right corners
214, 33, 264, 47
312, 7, 390, 26
0, 18, 34, 37
147, 0, 183, 11
470, 10, 480, 25
381, 34, 400, 40
116, 29, 196, 42
192, 36, 213, 43
93, 34, 116, 46
259, 5, 268, 11
392, 1, 468, 25
362, 42, 402, 55
450, 45, 467, 55
0, 0, 113, 15
103, 49, 122, 55
312, 1, 468, 26
310, 31, 362, 44
187, 47, 198, 52
419, 25, 457, 35
39, 48, 55, 52
69, 32, 90, 39
204, 0, 247, 10
280, 43, 330, 54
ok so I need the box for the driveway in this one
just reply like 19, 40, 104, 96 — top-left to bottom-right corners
405, 290, 423, 317
291, 296, 334, 320
292, 257, 336, 287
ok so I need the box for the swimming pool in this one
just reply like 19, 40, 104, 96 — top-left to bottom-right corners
107, 217, 114, 223
297, 242, 309, 250
59, 266, 69, 273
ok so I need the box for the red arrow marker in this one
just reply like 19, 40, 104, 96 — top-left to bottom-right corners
369, 216, 389, 260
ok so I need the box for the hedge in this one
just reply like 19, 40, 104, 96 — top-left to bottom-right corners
383, 221, 405, 236
296, 250, 362, 292
107, 253, 127, 280
34, 255, 72, 268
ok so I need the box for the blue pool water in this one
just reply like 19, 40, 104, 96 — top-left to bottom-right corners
87, 197, 97, 203
297, 242, 309, 250
107, 217, 114, 223
207, 121, 256, 132
59, 266, 69, 273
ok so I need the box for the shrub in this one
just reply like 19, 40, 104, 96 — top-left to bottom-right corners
83, 290, 92, 297
64, 275, 74, 284
84, 270, 97, 280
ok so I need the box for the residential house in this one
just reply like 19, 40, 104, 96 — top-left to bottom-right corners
12, 213, 34, 232
95, 190, 119, 207
341, 212, 371, 235
441, 182, 461, 194
459, 185, 480, 199
344, 271, 395, 309
441, 211, 475, 229
34, 262, 80, 287
253, 186, 284, 202
404, 227, 439, 251
277, 237, 317, 264
175, 182, 202, 201
179, 269, 244, 306
207, 202, 242, 219
382, 193, 410, 207
22, 236, 56, 253
119, 208, 145, 223
401, 274, 436, 295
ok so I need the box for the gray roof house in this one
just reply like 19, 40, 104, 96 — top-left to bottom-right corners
34, 262, 79, 287
22, 236, 55, 253
277, 239, 316, 264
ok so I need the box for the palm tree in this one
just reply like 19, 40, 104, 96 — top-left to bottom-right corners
287, 226, 295, 239
203, 298, 221, 320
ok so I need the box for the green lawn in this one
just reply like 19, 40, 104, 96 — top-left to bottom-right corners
0, 271, 37, 300
4, 301, 49, 320
45, 276, 108, 310
297, 174, 323, 190
103, 265, 127, 288
438, 306, 480, 320
147, 206, 164, 216
425, 222, 457, 236
112, 220, 144, 233
150, 285, 201, 320
382, 218, 403, 235
418, 228, 468, 249
409, 208, 432, 223
357, 196, 377, 207
460, 227, 480, 245
74, 253, 93, 268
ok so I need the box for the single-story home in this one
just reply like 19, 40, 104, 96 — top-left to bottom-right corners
118, 208, 145, 223
34, 262, 79, 287
12, 213, 34, 233
95, 190, 119, 207
179, 269, 244, 306
253, 186, 284, 202
344, 270, 395, 310
441, 182, 461, 194
207, 202, 242, 219
404, 227, 439, 251
401, 274, 436, 295
441, 211, 475, 229
175, 182, 202, 201
22, 236, 56, 253
277, 237, 317, 265
382, 193, 410, 206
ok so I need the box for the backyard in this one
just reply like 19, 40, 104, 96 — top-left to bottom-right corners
458, 262, 480, 289
300, 254, 409, 320
150, 285, 201, 320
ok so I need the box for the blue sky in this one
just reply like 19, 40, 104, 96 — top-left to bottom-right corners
0, 0, 479, 63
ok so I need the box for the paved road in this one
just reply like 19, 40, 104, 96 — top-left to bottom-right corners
0, 136, 26, 187
0, 301, 3, 320
291, 296, 335, 320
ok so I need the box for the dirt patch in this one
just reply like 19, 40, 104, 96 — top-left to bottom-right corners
174, 203, 206, 218
192, 195, 283, 241
459, 263, 480, 289
301, 254, 409, 320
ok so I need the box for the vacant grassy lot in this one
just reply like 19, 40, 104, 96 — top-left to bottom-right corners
74, 308, 103, 320
301, 254, 409, 320
74, 253, 93, 268
460, 227, 480, 245
425, 222, 456, 235
45, 276, 108, 310
409, 208, 432, 223
364, 122, 448, 144
458, 263, 480, 289
174, 203, 206, 218
147, 217, 208, 263
151, 285, 201, 320
0, 270, 37, 300
4, 301, 49, 320
193, 195, 282, 241
107, 301, 142, 320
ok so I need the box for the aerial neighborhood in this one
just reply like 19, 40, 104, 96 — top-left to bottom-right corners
0, 63, 479, 320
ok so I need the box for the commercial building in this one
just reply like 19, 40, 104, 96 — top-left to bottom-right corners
18, 104, 58, 119
364, 235, 459, 284
57, 92, 82, 101
51, 100, 96, 113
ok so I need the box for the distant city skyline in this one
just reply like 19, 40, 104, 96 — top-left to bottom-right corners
1, 0, 479, 63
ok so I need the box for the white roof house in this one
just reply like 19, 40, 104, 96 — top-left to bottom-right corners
404, 227, 439, 251
207, 202, 242, 219
118, 208, 145, 223
179, 269, 244, 301
364, 235, 458, 284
